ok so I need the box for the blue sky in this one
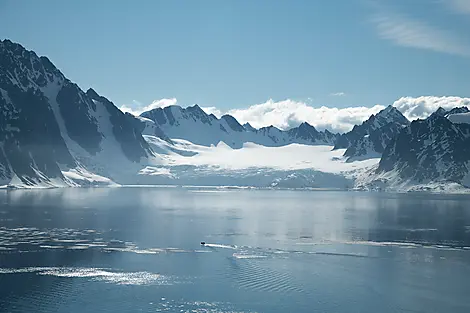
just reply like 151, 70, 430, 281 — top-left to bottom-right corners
1, 0, 470, 115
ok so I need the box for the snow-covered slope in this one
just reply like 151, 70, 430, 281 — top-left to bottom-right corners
140, 105, 338, 148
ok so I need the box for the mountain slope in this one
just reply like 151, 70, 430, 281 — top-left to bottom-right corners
0, 39, 154, 187
370, 113, 470, 189
140, 105, 338, 148
335, 105, 410, 161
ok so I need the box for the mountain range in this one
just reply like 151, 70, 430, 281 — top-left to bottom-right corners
1, 39, 470, 192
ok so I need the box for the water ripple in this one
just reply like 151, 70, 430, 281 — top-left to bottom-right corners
0, 267, 171, 286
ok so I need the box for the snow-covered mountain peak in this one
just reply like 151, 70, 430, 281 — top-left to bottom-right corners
0, 40, 155, 186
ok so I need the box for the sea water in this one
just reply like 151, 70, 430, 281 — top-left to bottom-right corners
0, 188, 469, 312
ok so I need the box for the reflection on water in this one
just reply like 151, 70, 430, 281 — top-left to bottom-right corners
1, 188, 470, 313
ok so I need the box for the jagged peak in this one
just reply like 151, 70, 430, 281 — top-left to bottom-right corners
434, 107, 447, 117
86, 88, 100, 100
376, 105, 406, 120
377, 104, 395, 114
187, 103, 203, 111
259, 125, 280, 131
0, 38, 24, 50
298, 121, 315, 129
243, 122, 257, 132
360, 105, 409, 128
446, 107, 470, 116
0, 39, 40, 61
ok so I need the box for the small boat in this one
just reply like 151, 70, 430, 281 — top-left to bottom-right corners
200, 241, 206, 245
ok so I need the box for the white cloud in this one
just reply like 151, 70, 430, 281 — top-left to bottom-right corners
223, 99, 386, 133
444, 0, 470, 14
121, 96, 470, 134
120, 98, 178, 116
201, 106, 223, 117
219, 96, 470, 133
372, 13, 470, 57
330, 92, 346, 97
392, 96, 470, 120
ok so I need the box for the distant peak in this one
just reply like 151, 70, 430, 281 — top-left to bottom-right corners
434, 107, 448, 117
0, 38, 16, 46
373, 105, 409, 125
221, 114, 244, 132
186, 104, 205, 114
299, 121, 313, 127
86, 88, 100, 99
243, 122, 256, 132
377, 105, 399, 116
446, 107, 469, 116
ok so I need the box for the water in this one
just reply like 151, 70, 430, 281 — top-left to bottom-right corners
1, 188, 470, 313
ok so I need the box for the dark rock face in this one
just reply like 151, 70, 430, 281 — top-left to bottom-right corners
126, 113, 171, 143
0, 39, 76, 185
221, 115, 244, 132
57, 82, 101, 155
336, 105, 410, 160
185, 105, 214, 125
86, 89, 153, 162
378, 114, 470, 184
287, 122, 338, 144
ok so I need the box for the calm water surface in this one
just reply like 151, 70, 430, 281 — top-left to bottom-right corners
1, 188, 470, 312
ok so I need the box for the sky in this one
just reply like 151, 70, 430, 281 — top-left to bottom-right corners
1, 0, 470, 132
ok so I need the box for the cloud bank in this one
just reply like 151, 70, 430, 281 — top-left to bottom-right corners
225, 100, 385, 133
120, 98, 178, 116
121, 96, 470, 134
393, 96, 470, 120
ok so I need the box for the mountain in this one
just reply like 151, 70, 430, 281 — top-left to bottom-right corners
3, 39, 470, 192
334, 105, 410, 161
140, 105, 338, 148
433, 106, 469, 118
0, 39, 154, 187
374, 112, 470, 188
445, 107, 470, 125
